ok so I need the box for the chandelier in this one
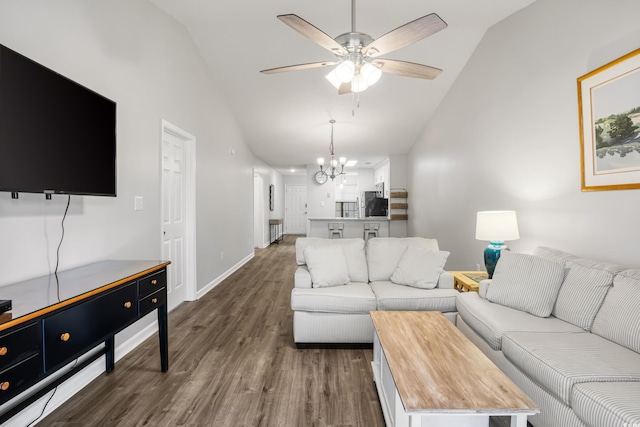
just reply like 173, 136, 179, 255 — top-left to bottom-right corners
317, 120, 347, 181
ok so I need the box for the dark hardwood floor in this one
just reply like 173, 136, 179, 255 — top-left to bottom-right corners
41, 235, 385, 426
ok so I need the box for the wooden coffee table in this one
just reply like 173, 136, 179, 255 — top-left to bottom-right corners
370, 311, 538, 427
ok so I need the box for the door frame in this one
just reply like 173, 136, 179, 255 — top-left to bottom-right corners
161, 119, 197, 303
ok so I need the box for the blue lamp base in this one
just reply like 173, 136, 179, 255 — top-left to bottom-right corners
484, 241, 509, 279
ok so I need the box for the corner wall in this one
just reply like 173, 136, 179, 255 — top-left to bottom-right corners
407, 0, 640, 269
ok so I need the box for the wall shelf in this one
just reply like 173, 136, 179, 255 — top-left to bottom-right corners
390, 190, 408, 221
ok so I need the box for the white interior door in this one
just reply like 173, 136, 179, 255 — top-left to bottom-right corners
285, 185, 307, 234
162, 121, 196, 311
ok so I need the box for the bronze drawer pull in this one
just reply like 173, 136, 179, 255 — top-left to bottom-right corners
151, 279, 158, 285
0, 381, 9, 391
0, 347, 7, 356
151, 298, 158, 304
123, 301, 132, 309
60, 333, 71, 342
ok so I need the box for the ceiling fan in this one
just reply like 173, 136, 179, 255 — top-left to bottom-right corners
260, 0, 447, 94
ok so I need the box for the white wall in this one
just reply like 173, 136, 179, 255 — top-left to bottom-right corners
0, 0, 258, 420
0, 0, 255, 290
306, 164, 336, 218
407, 0, 640, 269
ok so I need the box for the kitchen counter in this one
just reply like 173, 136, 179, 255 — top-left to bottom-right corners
307, 217, 390, 239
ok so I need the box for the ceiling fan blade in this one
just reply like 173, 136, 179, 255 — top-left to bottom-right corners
363, 13, 447, 58
373, 59, 442, 80
338, 82, 352, 95
277, 14, 348, 55
260, 61, 337, 74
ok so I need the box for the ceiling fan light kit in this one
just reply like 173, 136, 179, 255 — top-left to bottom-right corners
260, 0, 447, 94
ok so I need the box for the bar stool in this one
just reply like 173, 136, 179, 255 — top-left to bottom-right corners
328, 222, 344, 239
364, 223, 379, 241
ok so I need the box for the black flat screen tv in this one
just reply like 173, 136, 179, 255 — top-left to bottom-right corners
0, 44, 116, 197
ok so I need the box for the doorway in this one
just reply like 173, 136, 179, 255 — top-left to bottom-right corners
253, 173, 265, 248
161, 120, 196, 311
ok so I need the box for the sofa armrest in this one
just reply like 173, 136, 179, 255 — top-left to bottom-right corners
437, 271, 454, 289
478, 279, 492, 299
294, 266, 312, 289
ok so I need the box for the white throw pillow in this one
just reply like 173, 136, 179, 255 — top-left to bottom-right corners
390, 247, 450, 289
303, 245, 350, 288
486, 251, 565, 317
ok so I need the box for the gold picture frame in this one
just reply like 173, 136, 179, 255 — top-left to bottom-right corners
578, 48, 640, 191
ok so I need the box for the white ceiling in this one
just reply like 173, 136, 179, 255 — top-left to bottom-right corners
150, 0, 536, 174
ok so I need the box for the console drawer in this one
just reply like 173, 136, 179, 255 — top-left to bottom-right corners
0, 323, 39, 371
0, 354, 41, 403
43, 283, 137, 372
139, 289, 166, 316
138, 271, 166, 298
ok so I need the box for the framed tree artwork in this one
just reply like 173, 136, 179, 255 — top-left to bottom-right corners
578, 48, 640, 191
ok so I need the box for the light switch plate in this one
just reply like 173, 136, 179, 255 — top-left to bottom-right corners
134, 196, 144, 211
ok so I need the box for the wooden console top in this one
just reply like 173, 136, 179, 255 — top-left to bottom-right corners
370, 311, 538, 414
0, 260, 170, 331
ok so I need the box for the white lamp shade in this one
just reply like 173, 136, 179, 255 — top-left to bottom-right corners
360, 62, 382, 86
335, 60, 355, 83
317, 157, 325, 166
475, 211, 520, 241
339, 157, 347, 165
351, 74, 369, 93
324, 70, 342, 89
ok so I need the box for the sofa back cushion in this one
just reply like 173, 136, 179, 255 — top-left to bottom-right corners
303, 245, 350, 288
295, 237, 368, 283
592, 269, 640, 353
390, 247, 450, 289
533, 246, 578, 264
552, 258, 624, 330
486, 251, 565, 317
367, 237, 439, 282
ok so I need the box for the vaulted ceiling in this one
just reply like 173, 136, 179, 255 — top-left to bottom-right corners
150, 0, 536, 173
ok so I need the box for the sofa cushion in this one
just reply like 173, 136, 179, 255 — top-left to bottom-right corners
502, 331, 640, 406
304, 245, 349, 288
486, 251, 565, 317
552, 258, 624, 331
592, 269, 640, 353
290, 283, 376, 314
371, 281, 457, 312
456, 292, 582, 350
572, 382, 640, 427
390, 247, 449, 289
295, 237, 368, 283
533, 246, 578, 264
367, 237, 439, 282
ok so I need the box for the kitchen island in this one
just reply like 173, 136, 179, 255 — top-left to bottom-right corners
307, 217, 390, 239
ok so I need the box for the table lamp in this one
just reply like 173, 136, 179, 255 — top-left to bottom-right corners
475, 211, 520, 278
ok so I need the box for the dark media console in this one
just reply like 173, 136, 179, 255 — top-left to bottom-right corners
0, 260, 170, 423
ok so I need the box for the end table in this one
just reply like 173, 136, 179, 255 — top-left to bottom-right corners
450, 271, 488, 293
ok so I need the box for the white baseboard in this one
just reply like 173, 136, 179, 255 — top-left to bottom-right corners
5, 322, 160, 426
196, 252, 254, 299
4, 254, 255, 426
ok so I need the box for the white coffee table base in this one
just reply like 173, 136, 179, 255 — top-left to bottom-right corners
371, 318, 537, 427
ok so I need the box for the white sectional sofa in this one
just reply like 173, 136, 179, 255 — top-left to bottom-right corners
456, 246, 640, 427
291, 237, 457, 344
